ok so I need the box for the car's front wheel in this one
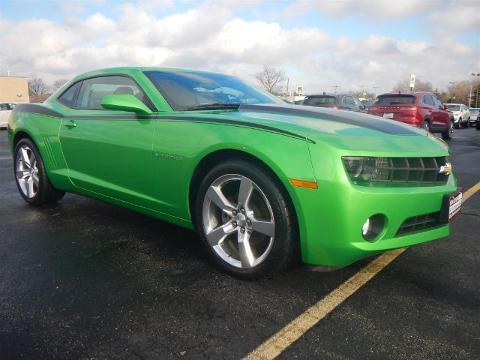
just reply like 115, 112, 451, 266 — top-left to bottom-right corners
14, 138, 65, 206
195, 159, 297, 279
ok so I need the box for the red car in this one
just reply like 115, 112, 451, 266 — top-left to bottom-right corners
368, 92, 453, 140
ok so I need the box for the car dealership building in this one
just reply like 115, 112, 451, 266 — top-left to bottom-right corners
0, 76, 30, 103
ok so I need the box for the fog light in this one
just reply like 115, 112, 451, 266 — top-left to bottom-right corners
361, 214, 385, 241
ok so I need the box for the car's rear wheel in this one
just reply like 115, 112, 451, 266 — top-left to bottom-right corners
441, 120, 454, 140
195, 159, 297, 279
14, 138, 65, 206
421, 120, 430, 132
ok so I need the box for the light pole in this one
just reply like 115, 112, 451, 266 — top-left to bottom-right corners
449, 81, 456, 102
469, 73, 480, 107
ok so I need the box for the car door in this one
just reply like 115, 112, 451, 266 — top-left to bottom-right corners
422, 95, 437, 126
432, 95, 449, 128
58, 75, 159, 209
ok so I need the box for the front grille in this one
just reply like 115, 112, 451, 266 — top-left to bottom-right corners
396, 212, 442, 236
371, 157, 449, 185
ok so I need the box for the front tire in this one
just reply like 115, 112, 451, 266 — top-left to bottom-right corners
195, 159, 297, 279
14, 138, 65, 206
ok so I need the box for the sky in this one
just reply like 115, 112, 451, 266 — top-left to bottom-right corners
0, 0, 479, 94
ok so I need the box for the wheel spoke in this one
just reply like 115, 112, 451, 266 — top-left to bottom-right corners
238, 230, 255, 268
20, 148, 31, 168
237, 176, 254, 208
206, 222, 235, 246
251, 219, 275, 237
207, 185, 235, 213
26, 178, 34, 198
32, 173, 40, 185
16, 170, 29, 179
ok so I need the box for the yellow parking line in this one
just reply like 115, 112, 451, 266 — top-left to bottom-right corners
245, 181, 480, 360
244, 248, 406, 360
463, 181, 480, 202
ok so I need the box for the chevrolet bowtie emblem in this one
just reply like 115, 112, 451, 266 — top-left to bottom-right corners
439, 162, 452, 175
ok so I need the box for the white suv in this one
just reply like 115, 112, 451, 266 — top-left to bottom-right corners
446, 103, 470, 128
0, 103, 16, 129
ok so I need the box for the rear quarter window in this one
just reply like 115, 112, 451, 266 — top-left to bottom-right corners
58, 81, 82, 108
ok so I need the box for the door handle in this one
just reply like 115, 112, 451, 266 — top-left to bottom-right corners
64, 119, 77, 128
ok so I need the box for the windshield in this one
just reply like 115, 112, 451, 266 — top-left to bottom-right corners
375, 95, 415, 105
303, 96, 337, 106
447, 104, 460, 111
145, 70, 280, 111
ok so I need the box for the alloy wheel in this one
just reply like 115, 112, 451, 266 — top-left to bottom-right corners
202, 174, 275, 269
15, 145, 39, 198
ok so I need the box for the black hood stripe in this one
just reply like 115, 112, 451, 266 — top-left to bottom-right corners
13, 105, 314, 143
239, 104, 418, 135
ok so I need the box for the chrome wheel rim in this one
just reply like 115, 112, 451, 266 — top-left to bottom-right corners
202, 174, 275, 269
15, 145, 39, 199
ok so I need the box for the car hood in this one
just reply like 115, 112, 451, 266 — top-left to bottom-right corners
190, 103, 448, 155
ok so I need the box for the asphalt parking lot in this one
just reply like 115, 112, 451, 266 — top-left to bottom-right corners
0, 127, 479, 360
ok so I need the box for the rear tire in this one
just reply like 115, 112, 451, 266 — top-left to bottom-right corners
421, 120, 430, 132
441, 120, 454, 141
194, 159, 298, 279
14, 138, 65, 206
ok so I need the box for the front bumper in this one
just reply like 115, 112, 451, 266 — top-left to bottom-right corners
294, 170, 457, 267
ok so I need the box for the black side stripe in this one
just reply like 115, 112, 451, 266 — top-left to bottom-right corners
14, 106, 314, 143
14, 104, 64, 118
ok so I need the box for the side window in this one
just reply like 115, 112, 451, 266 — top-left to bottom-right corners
76, 76, 147, 110
346, 96, 355, 106
57, 81, 82, 108
423, 95, 434, 106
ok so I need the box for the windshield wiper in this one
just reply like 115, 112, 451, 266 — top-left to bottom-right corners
185, 103, 240, 111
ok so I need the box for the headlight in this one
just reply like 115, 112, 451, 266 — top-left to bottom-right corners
342, 156, 450, 185
342, 156, 390, 182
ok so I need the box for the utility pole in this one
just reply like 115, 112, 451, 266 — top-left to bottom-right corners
331, 85, 340, 94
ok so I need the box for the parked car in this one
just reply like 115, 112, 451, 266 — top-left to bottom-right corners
469, 107, 479, 127
446, 103, 470, 128
302, 94, 365, 112
368, 92, 453, 140
361, 99, 375, 111
0, 103, 15, 128
8, 67, 459, 278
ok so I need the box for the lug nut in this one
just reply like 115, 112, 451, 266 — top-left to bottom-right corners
232, 221, 237, 227
232, 210, 237, 216
241, 208, 245, 213
246, 219, 252, 226
240, 227, 245, 233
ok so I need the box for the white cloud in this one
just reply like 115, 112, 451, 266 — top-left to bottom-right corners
287, 0, 439, 20
0, 1, 478, 95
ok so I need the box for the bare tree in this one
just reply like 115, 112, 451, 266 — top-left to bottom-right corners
255, 65, 286, 95
28, 78, 49, 97
51, 79, 69, 91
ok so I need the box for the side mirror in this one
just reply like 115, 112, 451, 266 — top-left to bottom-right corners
101, 94, 152, 115
443, 105, 448, 110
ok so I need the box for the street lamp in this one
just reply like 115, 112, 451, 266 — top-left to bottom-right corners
449, 81, 456, 102
469, 73, 480, 107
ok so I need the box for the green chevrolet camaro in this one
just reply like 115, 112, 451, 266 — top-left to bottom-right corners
7, 67, 461, 278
